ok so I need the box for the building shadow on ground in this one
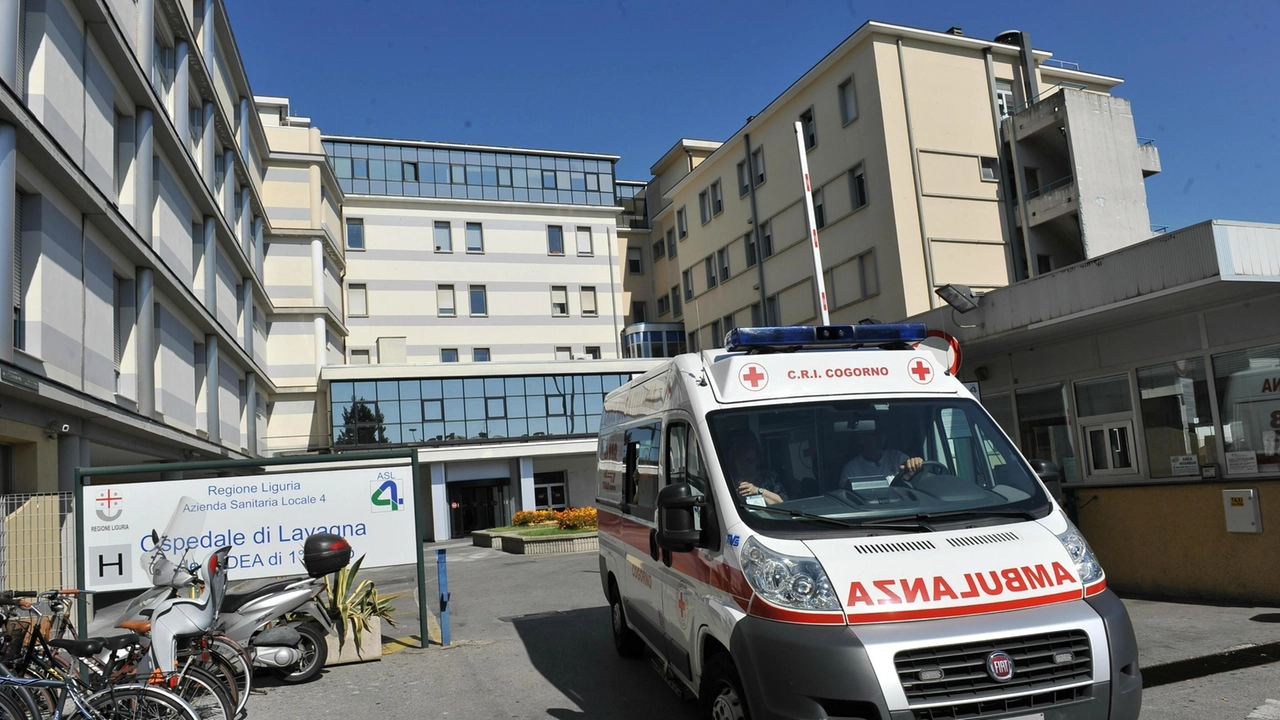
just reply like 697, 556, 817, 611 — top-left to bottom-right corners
508, 606, 697, 720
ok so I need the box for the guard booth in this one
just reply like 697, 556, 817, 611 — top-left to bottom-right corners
74, 450, 430, 648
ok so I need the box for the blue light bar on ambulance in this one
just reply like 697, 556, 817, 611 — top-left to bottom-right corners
724, 323, 927, 351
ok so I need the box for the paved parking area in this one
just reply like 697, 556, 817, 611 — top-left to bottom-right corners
248, 543, 1280, 720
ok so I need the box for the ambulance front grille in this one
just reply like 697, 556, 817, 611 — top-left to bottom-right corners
945, 531, 1020, 548
854, 539, 937, 554
895, 629, 1092, 707
909, 685, 1091, 720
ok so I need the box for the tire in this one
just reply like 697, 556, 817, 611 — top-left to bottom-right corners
0, 691, 29, 720
181, 646, 241, 716
72, 685, 201, 720
699, 653, 751, 720
275, 622, 327, 684
608, 580, 644, 659
209, 635, 252, 716
173, 666, 234, 720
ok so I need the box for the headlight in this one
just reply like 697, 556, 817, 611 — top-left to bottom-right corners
1054, 521, 1104, 586
740, 536, 841, 612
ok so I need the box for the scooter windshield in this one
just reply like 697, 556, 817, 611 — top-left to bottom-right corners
142, 495, 208, 586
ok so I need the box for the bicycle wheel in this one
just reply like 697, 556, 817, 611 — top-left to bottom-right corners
71, 684, 200, 720
0, 690, 28, 720
171, 667, 232, 720
178, 648, 240, 716
207, 636, 251, 716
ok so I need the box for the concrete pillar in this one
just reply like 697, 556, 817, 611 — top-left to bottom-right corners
222, 150, 234, 216
0, 0, 18, 89
135, 111, 153, 244
309, 238, 323, 306
237, 97, 250, 152
238, 185, 249, 245
252, 216, 263, 280
240, 278, 252, 355
173, 41, 189, 149
245, 372, 256, 455
138, 0, 154, 85
0, 122, 15, 360
200, 0, 214, 70
518, 456, 535, 512
201, 101, 215, 190
205, 335, 219, 444
56, 434, 90, 493
136, 268, 155, 417
202, 216, 216, 311
312, 316, 325, 377
430, 462, 448, 542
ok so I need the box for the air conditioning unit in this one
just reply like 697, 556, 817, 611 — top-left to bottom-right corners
572, 354, 591, 361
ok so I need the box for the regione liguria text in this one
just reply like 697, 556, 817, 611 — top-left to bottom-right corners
81, 462, 417, 591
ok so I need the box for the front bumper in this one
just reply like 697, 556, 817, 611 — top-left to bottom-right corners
729, 591, 1141, 720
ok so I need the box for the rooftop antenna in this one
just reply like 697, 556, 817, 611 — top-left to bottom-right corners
692, 293, 710, 386
794, 120, 831, 325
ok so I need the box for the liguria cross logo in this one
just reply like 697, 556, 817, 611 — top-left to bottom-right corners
370, 478, 402, 512
95, 490, 123, 522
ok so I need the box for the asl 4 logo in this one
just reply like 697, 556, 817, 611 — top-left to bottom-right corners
370, 476, 402, 512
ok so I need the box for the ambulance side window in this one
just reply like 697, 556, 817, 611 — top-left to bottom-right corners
625, 422, 662, 521
666, 421, 709, 496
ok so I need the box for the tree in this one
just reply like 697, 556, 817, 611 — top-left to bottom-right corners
335, 399, 389, 446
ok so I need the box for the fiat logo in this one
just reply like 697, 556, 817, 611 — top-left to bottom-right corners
986, 651, 1015, 682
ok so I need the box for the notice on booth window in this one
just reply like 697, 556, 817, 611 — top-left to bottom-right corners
1226, 451, 1259, 476
1170, 455, 1199, 477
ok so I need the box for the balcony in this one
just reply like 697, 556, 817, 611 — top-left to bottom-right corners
1138, 138, 1161, 177
1026, 175, 1076, 226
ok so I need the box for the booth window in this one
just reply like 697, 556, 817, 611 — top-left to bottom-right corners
1138, 358, 1217, 478
1074, 374, 1137, 477
1212, 341, 1280, 476
1015, 384, 1077, 482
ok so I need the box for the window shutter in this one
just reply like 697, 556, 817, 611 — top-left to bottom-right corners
13, 191, 22, 311
113, 276, 122, 369
15, 0, 25, 98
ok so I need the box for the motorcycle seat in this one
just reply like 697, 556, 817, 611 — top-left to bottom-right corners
119, 619, 151, 634
220, 578, 304, 614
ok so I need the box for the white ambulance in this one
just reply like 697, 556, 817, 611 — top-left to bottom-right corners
596, 323, 1141, 720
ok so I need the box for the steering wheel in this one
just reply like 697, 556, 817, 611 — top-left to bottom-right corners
889, 460, 950, 487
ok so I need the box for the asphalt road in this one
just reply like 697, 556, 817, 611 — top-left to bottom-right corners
247, 544, 1280, 720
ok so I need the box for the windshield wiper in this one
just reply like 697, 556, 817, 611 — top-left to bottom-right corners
853, 516, 936, 532
746, 504, 865, 529
916, 507, 1042, 521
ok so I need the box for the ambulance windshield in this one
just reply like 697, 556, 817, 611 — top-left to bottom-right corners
708, 398, 1051, 532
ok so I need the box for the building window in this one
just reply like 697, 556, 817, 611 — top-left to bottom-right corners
750, 302, 762, 327
671, 285, 683, 319
760, 220, 773, 259
441, 348, 459, 363
351, 349, 370, 364
551, 286, 569, 316
996, 79, 1015, 118
765, 294, 779, 325
434, 221, 452, 252
737, 161, 749, 197
585, 346, 601, 360
800, 107, 817, 150
437, 284, 456, 317
348, 283, 368, 317
666, 228, 677, 258
534, 473, 569, 510
677, 207, 688, 239
657, 294, 670, 316
576, 226, 593, 256
631, 301, 646, 322
1016, 384, 1077, 483
581, 286, 597, 317
812, 187, 826, 229
554, 347, 572, 361
466, 222, 484, 253
858, 249, 879, 299
1213, 341, 1280, 476
838, 76, 858, 125
698, 190, 710, 225
403, 162, 418, 182
980, 156, 999, 182
652, 238, 664, 264
687, 331, 698, 353
1137, 358, 1216, 478
474, 348, 491, 362
717, 247, 730, 282
751, 146, 766, 186
548, 225, 565, 255
704, 256, 717, 290
469, 285, 488, 316
710, 319, 721, 348
1037, 254, 1054, 275
722, 313, 736, 337
627, 247, 643, 275
710, 180, 723, 215
682, 269, 693, 302
744, 232, 757, 268
346, 218, 364, 250
849, 163, 868, 211
112, 274, 123, 391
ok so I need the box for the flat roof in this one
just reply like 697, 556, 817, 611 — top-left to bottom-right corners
321, 358, 663, 382
321, 133, 620, 162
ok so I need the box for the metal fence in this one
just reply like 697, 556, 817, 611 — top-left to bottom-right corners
0, 493, 76, 592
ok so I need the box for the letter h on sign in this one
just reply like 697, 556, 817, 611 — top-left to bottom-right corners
91, 544, 133, 584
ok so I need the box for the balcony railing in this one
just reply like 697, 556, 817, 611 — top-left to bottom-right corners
1025, 175, 1074, 201
1137, 137, 1157, 147
1042, 59, 1081, 71
1151, 224, 1170, 235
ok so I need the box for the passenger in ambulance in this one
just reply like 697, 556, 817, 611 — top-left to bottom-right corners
726, 429, 792, 506
841, 427, 925, 487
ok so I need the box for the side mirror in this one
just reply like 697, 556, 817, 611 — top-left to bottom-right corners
656, 483, 704, 553
1029, 459, 1061, 483
151, 529, 160, 545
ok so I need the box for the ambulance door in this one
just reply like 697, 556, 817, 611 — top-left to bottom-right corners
621, 420, 666, 654
660, 418, 711, 681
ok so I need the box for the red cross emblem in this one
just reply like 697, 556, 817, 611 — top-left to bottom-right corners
95, 490, 123, 522
97, 491, 122, 508
739, 363, 768, 391
909, 359, 933, 385
676, 588, 689, 628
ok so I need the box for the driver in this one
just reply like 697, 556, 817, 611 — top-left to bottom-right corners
725, 429, 788, 506
841, 429, 924, 485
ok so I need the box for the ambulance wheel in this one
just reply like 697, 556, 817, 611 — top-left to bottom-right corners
701, 653, 751, 720
609, 580, 644, 658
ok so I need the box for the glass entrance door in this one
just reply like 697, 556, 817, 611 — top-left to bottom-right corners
447, 481, 509, 538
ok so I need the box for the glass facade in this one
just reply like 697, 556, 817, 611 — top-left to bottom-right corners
331, 372, 633, 447
322, 140, 618, 206
621, 323, 688, 359
617, 181, 649, 229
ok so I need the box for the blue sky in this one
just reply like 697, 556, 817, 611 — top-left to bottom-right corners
226, 0, 1279, 230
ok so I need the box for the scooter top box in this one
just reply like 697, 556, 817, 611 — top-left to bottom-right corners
302, 533, 352, 578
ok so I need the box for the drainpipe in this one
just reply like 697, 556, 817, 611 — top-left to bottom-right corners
1019, 31, 1040, 103
897, 38, 937, 310
606, 226, 620, 358
742, 133, 767, 321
